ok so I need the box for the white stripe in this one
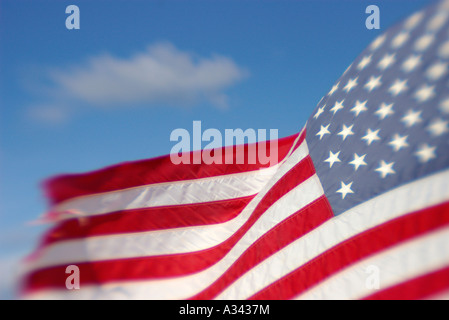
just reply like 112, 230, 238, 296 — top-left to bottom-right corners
25, 174, 323, 300
425, 289, 449, 300
53, 164, 280, 219
215, 168, 449, 299
25, 140, 312, 273
27, 195, 262, 271
52, 129, 305, 222
24, 142, 323, 299
295, 226, 449, 300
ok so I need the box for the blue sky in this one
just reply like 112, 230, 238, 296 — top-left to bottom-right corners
0, 0, 432, 299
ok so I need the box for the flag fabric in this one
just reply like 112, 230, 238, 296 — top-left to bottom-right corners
21, 1, 449, 300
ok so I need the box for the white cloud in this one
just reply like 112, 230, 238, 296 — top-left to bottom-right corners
0, 253, 26, 299
26, 104, 72, 125
45, 42, 248, 110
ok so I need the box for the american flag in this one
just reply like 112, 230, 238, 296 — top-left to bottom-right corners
21, 1, 449, 299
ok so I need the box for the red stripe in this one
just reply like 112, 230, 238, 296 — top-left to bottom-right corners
363, 265, 449, 300
23, 155, 315, 293
248, 201, 449, 300
45, 134, 302, 205
39, 196, 254, 247
190, 196, 333, 299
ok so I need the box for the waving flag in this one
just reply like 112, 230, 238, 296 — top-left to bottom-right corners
22, 1, 449, 300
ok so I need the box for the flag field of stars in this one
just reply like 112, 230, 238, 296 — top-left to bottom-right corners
305, 2, 449, 216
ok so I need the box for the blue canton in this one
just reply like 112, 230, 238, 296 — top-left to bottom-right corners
306, 3, 449, 216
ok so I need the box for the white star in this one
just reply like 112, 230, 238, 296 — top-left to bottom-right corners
414, 84, 435, 102
388, 134, 409, 151
330, 100, 345, 114
316, 124, 331, 140
370, 34, 386, 50
324, 151, 341, 168
414, 34, 435, 52
401, 109, 423, 127
427, 118, 449, 136
438, 0, 449, 11
336, 181, 354, 199
402, 54, 421, 72
362, 128, 381, 145
375, 103, 394, 120
404, 11, 424, 29
357, 55, 372, 70
426, 61, 448, 81
440, 1, 449, 11
440, 98, 449, 114
328, 82, 339, 96
375, 160, 396, 178
415, 144, 437, 163
343, 64, 352, 76
313, 106, 326, 119
391, 32, 409, 48
439, 40, 449, 59
349, 153, 367, 171
388, 79, 408, 96
427, 12, 448, 31
337, 124, 355, 141
364, 75, 382, 92
378, 53, 396, 70
343, 77, 358, 93
351, 100, 368, 116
